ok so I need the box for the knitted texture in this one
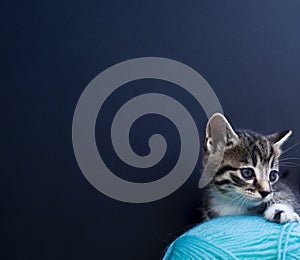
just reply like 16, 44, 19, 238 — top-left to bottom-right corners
163, 216, 300, 259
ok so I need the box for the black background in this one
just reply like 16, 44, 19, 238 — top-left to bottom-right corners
3, 0, 300, 259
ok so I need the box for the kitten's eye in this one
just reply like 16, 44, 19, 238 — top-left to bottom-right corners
240, 168, 255, 179
269, 170, 279, 182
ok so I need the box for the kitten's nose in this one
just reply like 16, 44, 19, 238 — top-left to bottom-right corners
258, 191, 270, 198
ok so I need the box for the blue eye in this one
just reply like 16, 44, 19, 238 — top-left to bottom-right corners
240, 168, 255, 179
269, 170, 279, 182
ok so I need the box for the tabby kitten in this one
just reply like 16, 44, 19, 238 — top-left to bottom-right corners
201, 113, 300, 224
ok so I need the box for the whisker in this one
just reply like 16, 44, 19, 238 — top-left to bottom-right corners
225, 195, 243, 215
240, 197, 248, 208
231, 196, 244, 211
279, 157, 300, 161
280, 163, 300, 168
281, 142, 300, 155
280, 161, 300, 165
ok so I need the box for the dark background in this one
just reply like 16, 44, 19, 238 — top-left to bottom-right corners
3, 0, 300, 259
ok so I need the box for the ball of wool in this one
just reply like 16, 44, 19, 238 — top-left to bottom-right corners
163, 216, 300, 259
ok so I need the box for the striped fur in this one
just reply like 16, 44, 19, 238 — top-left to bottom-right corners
200, 113, 300, 224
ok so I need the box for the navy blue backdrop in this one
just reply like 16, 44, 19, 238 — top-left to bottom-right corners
3, 0, 300, 259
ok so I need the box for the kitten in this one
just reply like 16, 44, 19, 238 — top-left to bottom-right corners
200, 113, 300, 224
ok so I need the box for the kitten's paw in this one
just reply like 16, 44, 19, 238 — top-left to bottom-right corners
264, 204, 300, 224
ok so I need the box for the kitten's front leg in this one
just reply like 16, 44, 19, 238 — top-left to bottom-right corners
264, 182, 300, 224
264, 203, 300, 224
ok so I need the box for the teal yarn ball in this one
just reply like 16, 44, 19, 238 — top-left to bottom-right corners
163, 216, 300, 259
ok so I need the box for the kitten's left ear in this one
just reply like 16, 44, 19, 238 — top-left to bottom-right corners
267, 130, 292, 147
205, 113, 239, 153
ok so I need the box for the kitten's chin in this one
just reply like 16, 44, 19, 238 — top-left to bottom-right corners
244, 195, 267, 206
261, 195, 272, 203
248, 198, 263, 206
247, 194, 272, 204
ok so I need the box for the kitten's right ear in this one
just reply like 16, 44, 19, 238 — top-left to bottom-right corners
205, 113, 239, 153
267, 130, 292, 148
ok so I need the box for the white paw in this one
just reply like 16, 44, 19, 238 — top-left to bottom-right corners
264, 204, 300, 224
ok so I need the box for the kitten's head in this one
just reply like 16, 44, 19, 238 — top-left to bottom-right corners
203, 113, 291, 205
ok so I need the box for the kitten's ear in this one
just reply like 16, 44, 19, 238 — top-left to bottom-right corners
205, 113, 239, 153
267, 130, 292, 148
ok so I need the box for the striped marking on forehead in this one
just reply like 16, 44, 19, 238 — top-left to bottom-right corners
250, 139, 274, 167
240, 131, 275, 167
